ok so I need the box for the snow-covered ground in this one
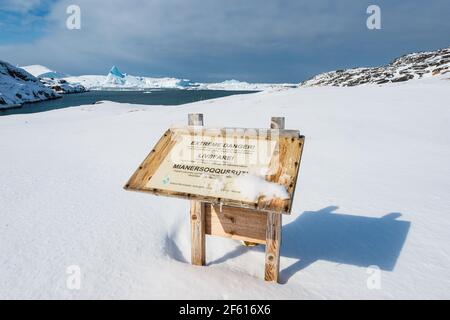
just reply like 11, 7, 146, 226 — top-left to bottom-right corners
0, 75, 449, 299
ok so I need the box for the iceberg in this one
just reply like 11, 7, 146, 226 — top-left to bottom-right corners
109, 65, 125, 78
63, 66, 296, 91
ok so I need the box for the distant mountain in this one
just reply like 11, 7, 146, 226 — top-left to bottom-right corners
302, 46, 450, 87
0, 61, 60, 109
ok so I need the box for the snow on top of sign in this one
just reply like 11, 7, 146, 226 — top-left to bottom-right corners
234, 174, 289, 202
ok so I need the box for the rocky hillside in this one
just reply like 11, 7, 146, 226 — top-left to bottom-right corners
40, 77, 87, 94
302, 46, 450, 87
0, 60, 60, 109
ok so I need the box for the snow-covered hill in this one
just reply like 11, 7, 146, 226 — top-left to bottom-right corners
0, 61, 60, 109
21, 65, 87, 94
21, 65, 68, 79
302, 46, 450, 87
39, 78, 87, 94
0, 75, 449, 299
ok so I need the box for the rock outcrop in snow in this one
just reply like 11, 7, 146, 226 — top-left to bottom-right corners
39, 77, 87, 94
0, 61, 60, 109
302, 46, 450, 87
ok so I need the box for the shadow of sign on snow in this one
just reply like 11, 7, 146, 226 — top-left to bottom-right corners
209, 206, 411, 284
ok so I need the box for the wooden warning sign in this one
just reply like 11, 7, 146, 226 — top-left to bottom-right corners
125, 126, 304, 214
125, 114, 305, 282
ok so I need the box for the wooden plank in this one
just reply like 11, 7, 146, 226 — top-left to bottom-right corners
170, 126, 301, 139
205, 205, 267, 244
124, 129, 175, 191
264, 116, 284, 282
257, 134, 304, 213
188, 114, 206, 266
190, 200, 206, 266
265, 211, 282, 282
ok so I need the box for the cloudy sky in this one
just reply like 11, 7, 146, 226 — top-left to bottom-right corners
0, 0, 449, 82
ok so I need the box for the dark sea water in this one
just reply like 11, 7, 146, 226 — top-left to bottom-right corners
0, 89, 255, 116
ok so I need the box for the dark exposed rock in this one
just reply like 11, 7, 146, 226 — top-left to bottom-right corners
392, 74, 414, 82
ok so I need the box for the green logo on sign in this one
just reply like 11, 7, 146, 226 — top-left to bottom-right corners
162, 175, 170, 185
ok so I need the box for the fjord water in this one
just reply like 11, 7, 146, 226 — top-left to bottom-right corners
0, 89, 255, 116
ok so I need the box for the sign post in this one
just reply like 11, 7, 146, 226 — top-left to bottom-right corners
124, 113, 305, 283
188, 113, 206, 266
265, 116, 284, 282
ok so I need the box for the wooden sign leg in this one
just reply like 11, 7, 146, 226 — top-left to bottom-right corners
265, 116, 285, 282
265, 213, 282, 282
190, 200, 206, 266
188, 113, 206, 266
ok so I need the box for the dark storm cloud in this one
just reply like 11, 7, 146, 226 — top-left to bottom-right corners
0, 0, 449, 82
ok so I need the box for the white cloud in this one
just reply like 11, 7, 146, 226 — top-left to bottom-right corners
0, 0, 449, 82
2, 0, 43, 13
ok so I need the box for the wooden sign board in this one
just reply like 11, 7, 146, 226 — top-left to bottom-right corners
125, 126, 304, 214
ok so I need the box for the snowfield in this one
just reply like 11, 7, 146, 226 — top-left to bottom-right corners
0, 76, 449, 299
